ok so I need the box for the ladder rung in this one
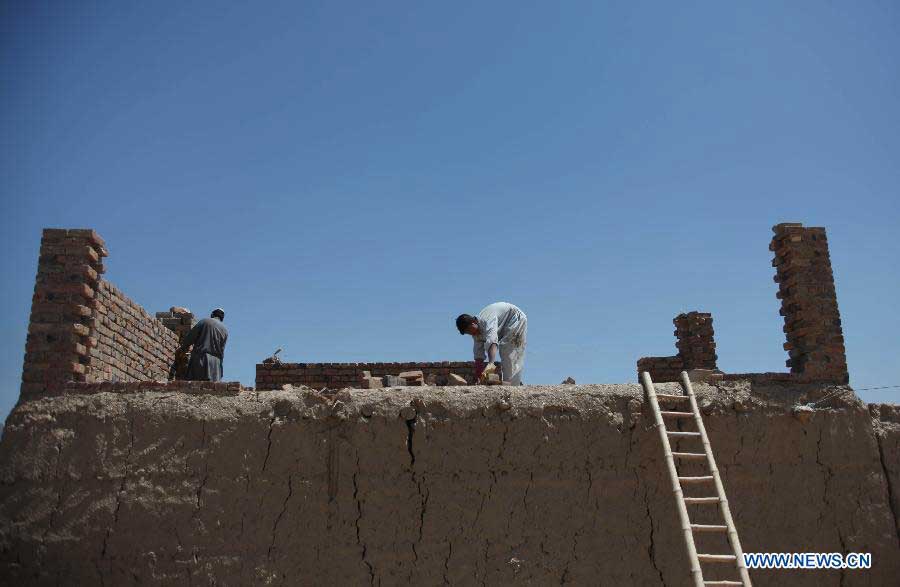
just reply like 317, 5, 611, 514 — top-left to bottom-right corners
684, 496, 720, 504
691, 524, 728, 533
697, 554, 737, 563
661, 411, 694, 418
704, 582, 743, 586
672, 452, 706, 460
667, 431, 701, 437
656, 393, 689, 401
679, 476, 714, 484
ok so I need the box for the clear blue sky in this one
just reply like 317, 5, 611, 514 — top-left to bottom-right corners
2, 1, 898, 420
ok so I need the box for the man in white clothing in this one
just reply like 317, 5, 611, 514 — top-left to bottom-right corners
455, 302, 527, 385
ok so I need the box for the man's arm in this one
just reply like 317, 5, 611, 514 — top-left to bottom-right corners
481, 316, 499, 363
179, 321, 201, 352
486, 343, 498, 364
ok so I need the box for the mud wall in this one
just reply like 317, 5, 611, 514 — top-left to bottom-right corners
1, 381, 898, 586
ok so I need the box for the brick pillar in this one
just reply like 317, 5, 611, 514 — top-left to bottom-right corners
674, 311, 717, 370
637, 310, 717, 382
156, 307, 195, 379
770, 223, 848, 383
21, 229, 108, 395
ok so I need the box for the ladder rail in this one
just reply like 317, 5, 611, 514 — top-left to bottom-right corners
641, 371, 705, 587
681, 371, 752, 586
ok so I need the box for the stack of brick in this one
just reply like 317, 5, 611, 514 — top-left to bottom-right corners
155, 307, 195, 338
771, 223, 848, 383
636, 311, 718, 382
155, 307, 196, 379
21, 229, 108, 395
674, 312, 717, 370
255, 361, 502, 390
399, 370, 425, 386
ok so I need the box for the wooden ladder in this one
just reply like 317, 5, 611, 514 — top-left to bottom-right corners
640, 370, 752, 587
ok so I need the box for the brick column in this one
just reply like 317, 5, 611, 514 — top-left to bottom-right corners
21, 229, 108, 395
770, 223, 848, 383
637, 310, 718, 382
674, 312, 717, 370
156, 307, 195, 379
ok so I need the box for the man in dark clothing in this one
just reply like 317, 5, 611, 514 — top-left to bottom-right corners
180, 308, 229, 382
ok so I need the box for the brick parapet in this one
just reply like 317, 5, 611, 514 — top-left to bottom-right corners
255, 361, 499, 390
59, 380, 244, 397
770, 223, 848, 383
88, 280, 180, 383
636, 356, 684, 383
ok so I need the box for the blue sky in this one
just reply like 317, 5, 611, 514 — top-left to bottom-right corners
2, 1, 898, 420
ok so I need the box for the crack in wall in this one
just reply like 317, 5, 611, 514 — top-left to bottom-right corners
267, 474, 292, 560
261, 414, 276, 473
352, 452, 375, 586
101, 410, 135, 559
874, 428, 900, 547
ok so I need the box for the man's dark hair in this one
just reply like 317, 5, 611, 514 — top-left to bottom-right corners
456, 314, 476, 335
211, 308, 225, 321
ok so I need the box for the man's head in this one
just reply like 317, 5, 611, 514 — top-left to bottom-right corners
211, 308, 225, 321
456, 314, 479, 336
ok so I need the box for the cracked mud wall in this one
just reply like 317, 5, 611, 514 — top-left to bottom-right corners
1, 382, 898, 586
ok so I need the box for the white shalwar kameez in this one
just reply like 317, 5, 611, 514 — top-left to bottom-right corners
472, 302, 528, 385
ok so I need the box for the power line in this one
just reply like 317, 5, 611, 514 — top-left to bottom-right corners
854, 384, 900, 391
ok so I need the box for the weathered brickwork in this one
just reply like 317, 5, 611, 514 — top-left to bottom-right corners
256, 361, 500, 390
62, 380, 243, 397
21, 228, 191, 396
771, 223, 848, 383
636, 355, 684, 383
674, 311, 716, 369
89, 281, 180, 383
637, 311, 718, 382
21, 229, 108, 395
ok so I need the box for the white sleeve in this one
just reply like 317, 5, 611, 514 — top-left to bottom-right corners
482, 316, 499, 356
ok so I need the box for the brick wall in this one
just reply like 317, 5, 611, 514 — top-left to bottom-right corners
637, 311, 718, 382
636, 355, 684, 383
89, 281, 180, 383
21, 228, 191, 396
770, 223, 848, 383
256, 361, 500, 390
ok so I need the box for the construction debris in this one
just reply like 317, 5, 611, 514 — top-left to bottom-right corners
399, 370, 425, 386
686, 368, 724, 383
361, 376, 383, 389
448, 373, 467, 385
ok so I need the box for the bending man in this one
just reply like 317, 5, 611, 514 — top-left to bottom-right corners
180, 308, 229, 382
456, 302, 527, 385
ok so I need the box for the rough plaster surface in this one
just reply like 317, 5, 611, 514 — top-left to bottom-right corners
0, 382, 898, 585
